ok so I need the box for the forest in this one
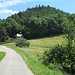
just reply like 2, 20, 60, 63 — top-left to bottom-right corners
0, 5, 75, 41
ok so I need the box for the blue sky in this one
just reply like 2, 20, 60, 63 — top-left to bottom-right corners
0, 0, 75, 19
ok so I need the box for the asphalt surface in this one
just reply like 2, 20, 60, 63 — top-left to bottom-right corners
0, 46, 34, 75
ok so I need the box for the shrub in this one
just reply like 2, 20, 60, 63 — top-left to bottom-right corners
42, 44, 75, 74
42, 44, 64, 66
5, 38, 13, 43
15, 38, 30, 47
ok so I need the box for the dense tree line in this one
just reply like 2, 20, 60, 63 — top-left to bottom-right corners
0, 5, 75, 40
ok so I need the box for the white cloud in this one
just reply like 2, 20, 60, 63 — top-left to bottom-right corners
0, 0, 26, 19
0, 9, 17, 14
0, 0, 40, 19
0, 0, 25, 8
0, 0, 35, 8
0, 8, 18, 19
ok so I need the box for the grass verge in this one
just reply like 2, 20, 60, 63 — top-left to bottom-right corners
0, 52, 6, 61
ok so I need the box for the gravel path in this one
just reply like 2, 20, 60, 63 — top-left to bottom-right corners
0, 46, 34, 75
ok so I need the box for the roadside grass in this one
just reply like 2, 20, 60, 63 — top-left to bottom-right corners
3, 35, 66, 75
0, 52, 6, 61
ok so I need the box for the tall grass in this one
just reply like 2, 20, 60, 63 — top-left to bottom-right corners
3, 35, 66, 75
29, 35, 67, 50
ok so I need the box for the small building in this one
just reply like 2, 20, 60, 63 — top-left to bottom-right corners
16, 33, 23, 38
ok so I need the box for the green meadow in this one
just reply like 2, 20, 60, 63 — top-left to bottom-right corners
3, 35, 67, 75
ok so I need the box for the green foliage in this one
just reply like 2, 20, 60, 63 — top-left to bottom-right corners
1, 18, 22, 38
0, 5, 75, 39
1, 5, 68, 39
3, 42, 63, 75
15, 38, 30, 47
62, 19, 75, 46
5, 38, 13, 43
1, 5, 75, 39
42, 19, 75, 74
0, 26, 8, 42
42, 44, 75, 74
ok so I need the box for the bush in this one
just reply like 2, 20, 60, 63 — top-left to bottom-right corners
42, 44, 75, 74
15, 38, 30, 47
5, 38, 13, 43
42, 44, 65, 65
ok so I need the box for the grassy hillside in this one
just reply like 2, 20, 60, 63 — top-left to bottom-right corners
3, 35, 67, 75
29, 35, 66, 48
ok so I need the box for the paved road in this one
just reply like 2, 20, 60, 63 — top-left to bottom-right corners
0, 46, 34, 75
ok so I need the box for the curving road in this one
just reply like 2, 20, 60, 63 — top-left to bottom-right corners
0, 46, 34, 75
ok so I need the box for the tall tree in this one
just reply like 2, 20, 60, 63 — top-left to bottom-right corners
0, 26, 8, 42
62, 18, 75, 46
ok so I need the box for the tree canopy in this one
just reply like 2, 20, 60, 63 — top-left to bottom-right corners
0, 5, 75, 39
0, 26, 8, 42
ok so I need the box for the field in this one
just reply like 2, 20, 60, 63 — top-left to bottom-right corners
3, 35, 67, 75
0, 52, 6, 61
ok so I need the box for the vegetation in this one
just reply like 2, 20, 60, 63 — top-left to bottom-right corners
0, 26, 8, 42
0, 5, 75, 40
0, 52, 6, 61
3, 35, 66, 75
5, 38, 13, 43
15, 38, 30, 47
42, 17, 75, 75
42, 44, 75, 74
1, 18, 21, 38
0, 4, 75, 75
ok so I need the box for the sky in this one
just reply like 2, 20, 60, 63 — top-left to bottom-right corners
0, 0, 75, 19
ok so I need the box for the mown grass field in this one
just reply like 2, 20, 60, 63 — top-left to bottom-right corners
3, 35, 67, 75
0, 52, 6, 61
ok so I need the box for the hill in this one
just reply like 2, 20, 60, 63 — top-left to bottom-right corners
0, 5, 75, 40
